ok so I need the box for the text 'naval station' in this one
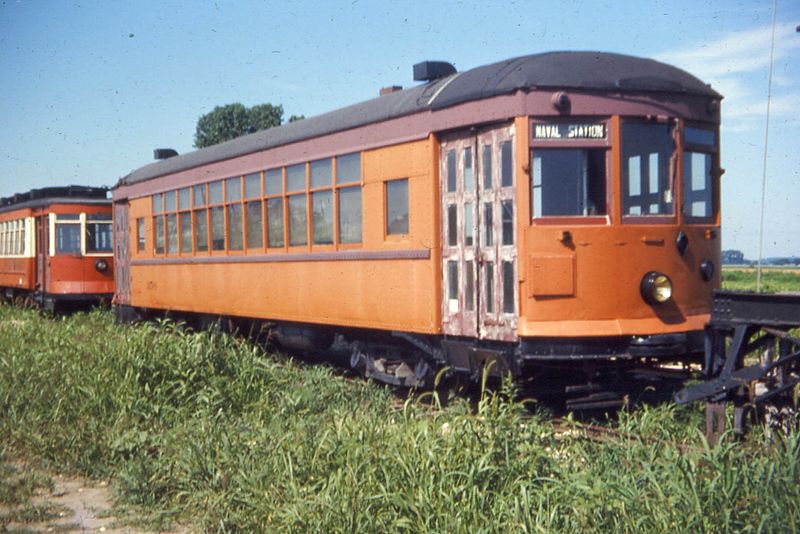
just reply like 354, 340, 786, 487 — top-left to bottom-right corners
533, 123, 606, 140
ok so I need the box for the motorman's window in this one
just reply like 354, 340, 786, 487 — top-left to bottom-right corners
55, 214, 81, 255
86, 214, 112, 253
531, 148, 607, 217
386, 178, 409, 236
682, 127, 716, 222
622, 122, 675, 217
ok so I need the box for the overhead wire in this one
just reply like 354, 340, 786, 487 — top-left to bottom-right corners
756, 0, 778, 292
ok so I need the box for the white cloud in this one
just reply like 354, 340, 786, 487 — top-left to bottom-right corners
656, 22, 800, 128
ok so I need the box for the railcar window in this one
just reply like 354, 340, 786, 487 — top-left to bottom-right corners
312, 191, 333, 245
465, 202, 474, 246
447, 205, 457, 247
153, 194, 163, 213
446, 150, 456, 192
683, 152, 714, 219
336, 153, 360, 184
55, 223, 81, 254
178, 188, 191, 210
685, 127, 716, 147
465, 260, 475, 311
338, 186, 361, 244
167, 214, 178, 254
244, 173, 261, 199
501, 200, 514, 245
501, 141, 513, 187
287, 164, 306, 192
485, 262, 494, 314
137, 218, 145, 252
483, 204, 493, 246
482, 145, 492, 190
210, 207, 225, 251
386, 178, 409, 236
246, 201, 263, 248
179, 212, 192, 253
228, 204, 243, 251
193, 184, 206, 207
195, 210, 209, 252
209, 181, 223, 205
154, 215, 165, 254
622, 122, 675, 217
310, 159, 332, 189
226, 177, 242, 202
165, 190, 177, 212
463, 148, 473, 191
288, 195, 308, 246
265, 169, 283, 196
531, 148, 607, 217
502, 261, 515, 313
86, 216, 113, 253
267, 198, 284, 248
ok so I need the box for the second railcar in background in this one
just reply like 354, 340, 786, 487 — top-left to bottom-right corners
0, 186, 114, 311
112, 52, 721, 401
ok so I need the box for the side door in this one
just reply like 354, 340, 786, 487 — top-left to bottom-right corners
440, 123, 518, 341
35, 215, 47, 292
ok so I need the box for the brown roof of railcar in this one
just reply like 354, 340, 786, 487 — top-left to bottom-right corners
0, 186, 110, 215
117, 51, 720, 188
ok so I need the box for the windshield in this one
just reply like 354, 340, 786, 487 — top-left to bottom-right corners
621, 122, 676, 217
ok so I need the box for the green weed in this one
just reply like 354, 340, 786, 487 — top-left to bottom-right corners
1, 305, 799, 531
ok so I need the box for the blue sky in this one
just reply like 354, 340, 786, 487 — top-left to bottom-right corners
1, 0, 797, 258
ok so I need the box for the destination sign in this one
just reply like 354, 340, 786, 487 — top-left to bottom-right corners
533, 123, 606, 140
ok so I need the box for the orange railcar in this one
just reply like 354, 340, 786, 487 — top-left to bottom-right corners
0, 187, 114, 311
113, 52, 721, 401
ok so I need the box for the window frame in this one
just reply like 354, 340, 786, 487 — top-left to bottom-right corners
529, 117, 611, 225
681, 122, 719, 225
620, 118, 679, 225
385, 177, 409, 239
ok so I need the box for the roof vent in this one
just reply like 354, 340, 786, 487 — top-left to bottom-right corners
154, 148, 178, 160
413, 61, 456, 82
380, 85, 403, 96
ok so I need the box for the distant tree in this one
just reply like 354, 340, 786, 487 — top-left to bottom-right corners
194, 103, 287, 148
248, 103, 283, 132
288, 114, 305, 123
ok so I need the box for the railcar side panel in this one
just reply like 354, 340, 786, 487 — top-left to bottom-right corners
126, 139, 442, 334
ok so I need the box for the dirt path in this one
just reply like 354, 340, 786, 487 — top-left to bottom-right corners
1, 462, 182, 533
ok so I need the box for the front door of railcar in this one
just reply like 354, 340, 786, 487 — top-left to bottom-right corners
440, 124, 518, 342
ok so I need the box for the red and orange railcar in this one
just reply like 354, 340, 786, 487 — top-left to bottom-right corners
0, 186, 114, 311
112, 52, 721, 400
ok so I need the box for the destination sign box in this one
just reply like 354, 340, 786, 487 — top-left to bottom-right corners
532, 123, 606, 140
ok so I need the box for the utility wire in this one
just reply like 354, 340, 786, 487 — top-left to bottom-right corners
756, 0, 778, 292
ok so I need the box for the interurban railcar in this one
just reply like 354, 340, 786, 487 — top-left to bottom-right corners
112, 52, 721, 398
0, 186, 114, 310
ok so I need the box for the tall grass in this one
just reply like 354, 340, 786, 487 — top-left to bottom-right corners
1, 305, 799, 532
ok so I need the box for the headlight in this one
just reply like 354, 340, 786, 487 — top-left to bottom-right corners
95, 259, 108, 272
641, 272, 672, 304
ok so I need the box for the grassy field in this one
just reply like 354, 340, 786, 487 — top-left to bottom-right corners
722, 266, 800, 292
2, 306, 800, 532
